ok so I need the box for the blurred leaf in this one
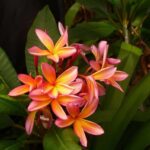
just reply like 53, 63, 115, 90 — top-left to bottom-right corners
65, 2, 81, 27
125, 120, 150, 150
0, 95, 26, 116
0, 114, 14, 129
25, 5, 59, 76
0, 48, 20, 89
101, 42, 142, 117
69, 21, 116, 43
43, 127, 81, 150
93, 74, 150, 150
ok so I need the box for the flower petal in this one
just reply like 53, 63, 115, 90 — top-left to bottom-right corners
18, 74, 35, 86
28, 46, 50, 56
80, 119, 104, 135
92, 67, 116, 80
70, 78, 83, 94
91, 45, 100, 61
41, 63, 56, 84
54, 29, 68, 50
107, 58, 121, 65
90, 60, 100, 71
58, 95, 83, 106
35, 29, 54, 50
8, 85, 30, 96
56, 66, 78, 84
56, 83, 74, 95
57, 47, 76, 58
48, 87, 58, 98
74, 120, 87, 147
25, 111, 36, 135
47, 54, 59, 63
55, 117, 74, 128
51, 100, 67, 120
113, 71, 128, 81
28, 101, 50, 111
79, 98, 99, 118
66, 103, 80, 118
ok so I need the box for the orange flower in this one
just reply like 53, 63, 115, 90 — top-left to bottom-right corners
41, 62, 78, 98
55, 99, 104, 147
28, 28, 76, 63
8, 74, 43, 96
28, 89, 83, 120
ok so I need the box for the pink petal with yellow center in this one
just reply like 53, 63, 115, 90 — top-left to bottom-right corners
54, 29, 68, 51
113, 71, 128, 81
58, 95, 83, 106
47, 54, 59, 63
57, 47, 76, 58
48, 87, 58, 98
70, 78, 83, 94
41, 63, 56, 84
92, 67, 116, 81
51, 100, 67, 120
35, 29, 54, 50
55, 116, 74, 128
25, 111, 36, 135
90, 60, 101, 71
56, 66, 78, 84
74, 120, 87, 147
85, 76, 98, 101
91, 45, 100, 61
66, 104, 80, 118
28, 46, 50, 56
56, 83, 74, 95
79, 98, 99, 118
28, 101, 51, 111
8, 85, 30, 96
42, 82, 54, 93
80, 119, 104, 135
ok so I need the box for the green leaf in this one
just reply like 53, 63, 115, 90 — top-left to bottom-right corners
93, 74, 150, 150
25, 5, 59, 76
43, 127, 81, 150
65, 2, 81, 27
0, 48, 20, 89
125, 120, 150, 150
0, 114, 14, 129
69, 21, 116, 43
0, 95, 26, 116
101, 42, 142, 118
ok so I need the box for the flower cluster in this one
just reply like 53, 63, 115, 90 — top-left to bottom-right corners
8, 23, 128, 147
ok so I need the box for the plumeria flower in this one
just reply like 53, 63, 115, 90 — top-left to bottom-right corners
41, 62, 78, 98
55, 98, 104, 147
28, 27, 76, 63
90, 41, 121, 70
28, 89, 83, 120
8, 74, 43, 96
25, 107, 53, 135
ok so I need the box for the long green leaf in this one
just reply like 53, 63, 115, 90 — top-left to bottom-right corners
93, 74, 150, 150
0, 48, 20, 89
125, 120, 150, 150
43, 127, 81, 150
65, 2, 81, 27
0, 95, 26, 116
25, 5, 59, 76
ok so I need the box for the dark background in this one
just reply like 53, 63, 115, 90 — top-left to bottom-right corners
0, 0, 64, 73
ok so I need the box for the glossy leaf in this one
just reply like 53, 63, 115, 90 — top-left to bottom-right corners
25, 6, 59, 76
0, 48, 20, 89
43, 127, 81, 150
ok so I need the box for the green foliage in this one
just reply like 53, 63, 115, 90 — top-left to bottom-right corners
43, 127, 81, 150
25, 5, 59, 76
0, 48, 20, 89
